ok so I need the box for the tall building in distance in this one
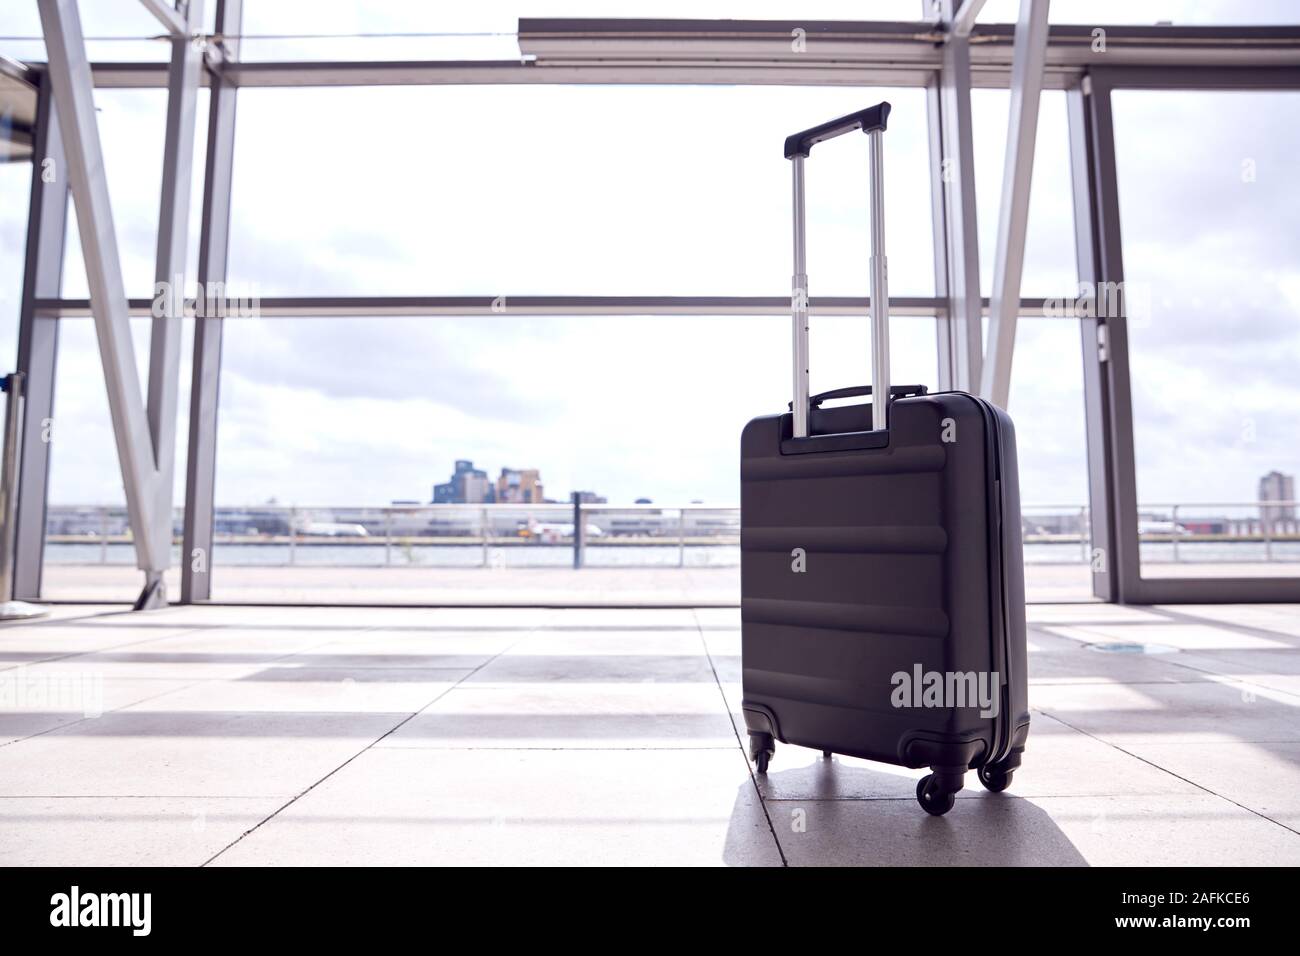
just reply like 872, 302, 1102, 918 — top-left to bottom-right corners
496, 467, 543, 504
433, 460, 494, 504
1259, 470, 1296, 521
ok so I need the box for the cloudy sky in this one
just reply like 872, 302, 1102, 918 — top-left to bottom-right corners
0, 1, 1296, 515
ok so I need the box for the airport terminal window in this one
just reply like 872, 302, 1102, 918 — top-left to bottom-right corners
970, 89, 1078, 301
60, 88, 209, 300
1005, 318, 1089, 507
201, 312, 934, 592
0, 3, 175, 63
40, 316, 193, 599
37, 88, 207, 602
1112, 88, 1300, 577
212, 313, 939, 511
224, 85, 934, 298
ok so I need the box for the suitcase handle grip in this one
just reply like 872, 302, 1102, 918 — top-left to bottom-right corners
783, 102, 891, 159
787, 384, 927, 411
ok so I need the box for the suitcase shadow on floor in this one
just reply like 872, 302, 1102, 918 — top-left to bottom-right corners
724, 758, 1090, 866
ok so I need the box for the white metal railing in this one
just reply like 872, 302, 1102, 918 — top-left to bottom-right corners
1135, 501, 1300, 564
40, 501, 1300, 568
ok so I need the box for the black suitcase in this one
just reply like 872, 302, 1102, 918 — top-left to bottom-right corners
740, 102, 1030, 816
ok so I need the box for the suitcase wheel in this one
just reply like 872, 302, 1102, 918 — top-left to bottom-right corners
977, 763, 1014, 793
916, 774, 957, 816
748, 732, 775, 775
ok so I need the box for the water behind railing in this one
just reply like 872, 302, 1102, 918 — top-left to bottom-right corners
42, 502, 1300, 568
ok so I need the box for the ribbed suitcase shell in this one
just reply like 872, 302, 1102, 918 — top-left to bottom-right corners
740, 391, 1030, 775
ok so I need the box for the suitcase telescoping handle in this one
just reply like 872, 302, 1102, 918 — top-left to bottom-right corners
786, 101, 892, 440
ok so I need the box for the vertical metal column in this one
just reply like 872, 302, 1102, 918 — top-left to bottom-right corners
181, 0, 243, 603
1170, 505, 1179, 563
935, 0, 984, 393
0, 376, 25, 596
1066, 82, 1114, 600
571, 492, 584, 569
0, 374, 47, 617
1084, 76, 1142, 604
12, 78, 67, 602
143, 0, 206, 606
1066, 74, 1141, 603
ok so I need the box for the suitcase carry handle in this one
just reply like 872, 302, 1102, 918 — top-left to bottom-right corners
786, 101, 892, 441
783, 103, 891, 159
788, 384, 927, 412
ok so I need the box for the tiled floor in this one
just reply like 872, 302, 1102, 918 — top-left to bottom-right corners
1, 602, 1298, 866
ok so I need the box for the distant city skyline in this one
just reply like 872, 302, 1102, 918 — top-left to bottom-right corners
433, 460, 548, 505
154, 465, 1299, 512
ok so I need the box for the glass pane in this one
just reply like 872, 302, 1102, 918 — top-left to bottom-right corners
61, 88, 210, 300
209, 314, 936, 602
226, 85, 933, 297
1006, 319, 1092, 602
1113, 89, 1300, 580
972, 90, 1078, 299
0, 1, 171, 63
42, 318, 193, 602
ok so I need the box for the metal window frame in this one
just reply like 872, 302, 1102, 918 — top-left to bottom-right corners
30, 20, 1300, 92
14, 16, 1300, 607
1074, 64, 1300, 604
34, 295, 1069, 320
181, 0, 240, 604
12, 74, 65, 602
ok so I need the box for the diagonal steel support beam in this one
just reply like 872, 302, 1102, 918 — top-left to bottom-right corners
139, 0, 188, 37
950, 0, 987, 38
38, 0, 161, 573
38, 0, 205, 608
142, 0, 205, 607
981, 0, 1050, 408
